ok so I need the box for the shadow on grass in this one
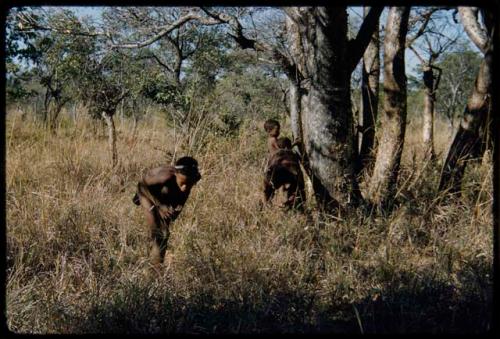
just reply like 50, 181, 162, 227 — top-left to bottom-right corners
60, 257, 492, 334
352, 257, 493, 333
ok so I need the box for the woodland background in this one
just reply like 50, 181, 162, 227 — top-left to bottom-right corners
5, 6, 494, 334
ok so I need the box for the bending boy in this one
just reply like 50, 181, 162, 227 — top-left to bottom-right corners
133, 156, 201, 267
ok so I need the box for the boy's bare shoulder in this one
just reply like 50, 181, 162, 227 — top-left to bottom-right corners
143, 165, 175, 185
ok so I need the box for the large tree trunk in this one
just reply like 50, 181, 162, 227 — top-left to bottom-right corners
422, 66, 436, 161
357, 7, 380, 175
286, 14, 303, 146
102, 111, 118, 168
438, 51, 493, 194
281, 6, 382, 210
288, 7, 361, 210
367, 7, 410, 207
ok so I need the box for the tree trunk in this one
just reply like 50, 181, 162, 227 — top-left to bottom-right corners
289, 82, 303, 143
438, 7, 494, 195
367, 7, 410, 207
102, 111, 118, 168
289, 8, 362, 210
422, 66, 436, 161
285, 13, 305, 148
438, 51, 493, 194
357, 6, 380, 175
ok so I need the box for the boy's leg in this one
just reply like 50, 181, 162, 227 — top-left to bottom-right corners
150, 224, 169, 266
139, 194, 169, 266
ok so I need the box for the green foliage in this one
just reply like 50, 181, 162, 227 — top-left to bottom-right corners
183, 25, 232, 90
434, 45, 481, 125
140, 72, 187, 110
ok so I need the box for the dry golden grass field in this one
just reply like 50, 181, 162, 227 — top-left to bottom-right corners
5, 107, 493, 334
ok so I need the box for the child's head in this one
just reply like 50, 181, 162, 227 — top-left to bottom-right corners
264, 119, 280, 137
277, 137, 292, 150
174, 156, 201, 189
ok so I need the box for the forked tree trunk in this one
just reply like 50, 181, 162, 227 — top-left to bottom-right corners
102, 111, 118, 168
438, 51, 493, 194
291, 8, 361, 210
357, 7, 380, 175
367, 7, 410, 207
282, 6, 383, 210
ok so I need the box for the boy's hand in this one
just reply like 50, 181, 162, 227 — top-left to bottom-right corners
157, 205, 175, 219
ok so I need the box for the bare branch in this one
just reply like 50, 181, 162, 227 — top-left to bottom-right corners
405, 8, 440, 48
139, 52, 174, 73
409, 45, 426, 65
111, 11, 220, 49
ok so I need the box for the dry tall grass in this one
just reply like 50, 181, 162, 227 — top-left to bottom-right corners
5, 108, 493, 334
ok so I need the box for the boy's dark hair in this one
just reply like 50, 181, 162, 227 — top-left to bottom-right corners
264, 119, 280, 133
277, 137, 292, 150
175, 156, 201, 182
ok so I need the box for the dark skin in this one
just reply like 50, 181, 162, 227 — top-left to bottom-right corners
263, 149, 306, 210
266, 125, 280, 155
137, 166, 198, 267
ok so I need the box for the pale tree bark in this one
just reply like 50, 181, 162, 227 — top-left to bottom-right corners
96, 90, 128, 169
438, 51, 493, 194
438, 7, 494, 194
280, 7, 383, 210
285, 13, 305, 150
102, 111, 118, 168
406, 8, 452, 164
284, 8, 345, 209
421, 65, 441, 161
367, 7, 410, 207
409, 46, 443, 163
357, 6, 380, 175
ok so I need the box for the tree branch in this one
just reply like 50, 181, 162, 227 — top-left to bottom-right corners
405, 8, 440, 48
202, 7, 304, 83
432, 66, 442, 91
111, 11, 220, 49
346, 6, 384, 73
409, 45, 426, 65
140, 52, 174, 73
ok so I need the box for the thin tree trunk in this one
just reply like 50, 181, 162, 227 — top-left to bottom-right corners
357, 6, 380, 175
289, 82, 303, 144
102, 111, 118, 168
438, 51, 493, 194
367, 6, 410, 207
422, 66, 436, 161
